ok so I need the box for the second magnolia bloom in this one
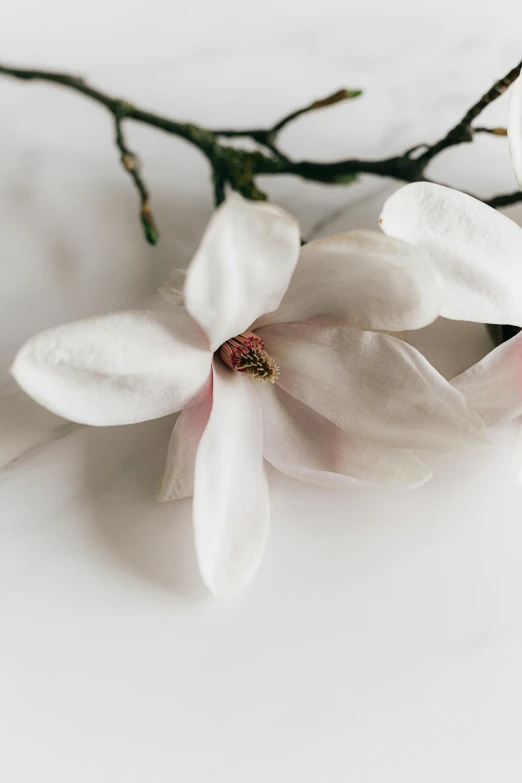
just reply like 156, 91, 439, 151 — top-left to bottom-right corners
379, 70, 522, 457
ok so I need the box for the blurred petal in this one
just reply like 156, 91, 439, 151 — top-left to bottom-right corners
452, 332, 522, 425
11, 311, 212, 426
380, 182, 522, 325
511, 421, 522, 485
509, 73, 522, 190
157, 381, 213, 502
184, 194, 300, 351
157, 268, 187, 306
255, 230, 442, 332
193, 359, 269, 597
260, 323, 487, 452
257, 383, 432, 490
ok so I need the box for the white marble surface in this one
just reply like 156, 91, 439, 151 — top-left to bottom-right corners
2, 1, 522, 780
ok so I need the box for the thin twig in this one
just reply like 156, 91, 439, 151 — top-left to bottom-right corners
271, 88, 362, 134
473, 126, 508, 136
113, 102, 158, 245
418, 60, 522, 164
212, 88, 361, 153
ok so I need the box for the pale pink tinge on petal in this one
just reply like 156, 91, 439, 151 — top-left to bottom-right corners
257, 383, 432, 490
259, 322, 487, 452
452, 331, 522, 425
158, 379, 213, 502
511, 421, 522, 485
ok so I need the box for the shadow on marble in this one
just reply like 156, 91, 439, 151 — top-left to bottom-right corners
0, 386, 75, 469
81, 417, 208, 602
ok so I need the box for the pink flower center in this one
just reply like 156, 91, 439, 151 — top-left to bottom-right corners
219, 331, 279, 383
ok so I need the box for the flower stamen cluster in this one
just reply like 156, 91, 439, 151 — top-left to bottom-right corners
219, 331, 279, 383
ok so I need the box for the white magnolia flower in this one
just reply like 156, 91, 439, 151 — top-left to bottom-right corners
379, 73, 522, 471
12, 195, 486, 596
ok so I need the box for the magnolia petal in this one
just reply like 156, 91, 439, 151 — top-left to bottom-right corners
509, 73, 522, 190
157, 384, 213, 502
380, 182, 522, 325
193, 359, 269, 597
452, 332, 522, 425
259, 323, 487, 452
257, 383, 432, 490
511, 422, 522, 485
254, 230, 442, 332
183, 194, 301, 351
157, 268, 187, 306
11, 311, 212, 426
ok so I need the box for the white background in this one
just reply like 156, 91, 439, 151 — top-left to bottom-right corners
2, 1, 522, 780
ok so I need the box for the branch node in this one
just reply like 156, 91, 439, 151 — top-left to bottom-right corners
114, 99, 135, 118
121, 152, 139, 171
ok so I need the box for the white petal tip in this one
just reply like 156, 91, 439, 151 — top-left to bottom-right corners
10, 351, 39, 405
401, 468, 434, 491
203, 574, 253, 600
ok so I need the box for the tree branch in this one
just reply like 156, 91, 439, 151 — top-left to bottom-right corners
486, 190, 522, 209
417, 60, 522, 164
1, 60, 521, 243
